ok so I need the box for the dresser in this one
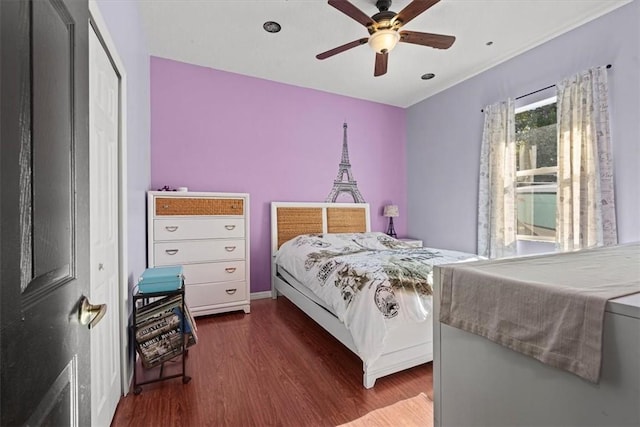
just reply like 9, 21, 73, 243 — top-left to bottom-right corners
432, 246, 640, 427
147, 191, 250, 316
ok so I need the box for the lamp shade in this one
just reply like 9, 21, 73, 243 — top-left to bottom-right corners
368, 29, 400, 54
383, 205, 399, 217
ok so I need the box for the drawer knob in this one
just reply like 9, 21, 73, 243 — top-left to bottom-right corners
225, 288, 237, 295
225, 267, 237, 273
165, 226, 178, 232
224, 225, 236, 231
225, 246, 236, 252
165, 249, 179, 255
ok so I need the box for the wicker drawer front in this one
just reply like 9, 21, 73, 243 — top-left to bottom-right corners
155, 197, 244, 216
154, 218, 244, 240
181, 261, 245, 285
154, 240, 245, 265
185, 281, 247, 307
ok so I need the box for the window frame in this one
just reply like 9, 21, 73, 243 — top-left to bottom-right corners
515, 95, 558, 243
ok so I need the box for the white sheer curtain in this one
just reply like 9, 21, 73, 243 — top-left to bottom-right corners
477, 99, 517, 258
556, 66, 617, 251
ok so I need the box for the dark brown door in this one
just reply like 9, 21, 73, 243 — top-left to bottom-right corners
1, 0, 91, 425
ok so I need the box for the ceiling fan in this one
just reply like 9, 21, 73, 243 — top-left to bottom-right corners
316, 0, 455, 77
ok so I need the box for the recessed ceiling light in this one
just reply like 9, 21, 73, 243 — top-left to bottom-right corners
421, 73, 435, 80
263, 21, 281, 33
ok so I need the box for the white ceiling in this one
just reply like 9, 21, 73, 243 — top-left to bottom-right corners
138, 0, 630, 108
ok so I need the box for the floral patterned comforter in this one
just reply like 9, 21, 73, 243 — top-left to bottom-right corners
274, 232, 480, 365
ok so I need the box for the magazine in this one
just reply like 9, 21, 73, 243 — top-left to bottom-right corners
134, 294, 198, 368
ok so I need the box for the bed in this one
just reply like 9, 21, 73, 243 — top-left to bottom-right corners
270, 201, 479, 388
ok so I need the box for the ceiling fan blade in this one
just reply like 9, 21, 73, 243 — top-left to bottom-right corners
328, 0, 375, 27
396, 0, 440, 26
374, 52, 388, 77
316, 38, 369, 60
399, 30, 455, 49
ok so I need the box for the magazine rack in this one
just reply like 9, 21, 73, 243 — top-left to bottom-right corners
132, 284, 193, 394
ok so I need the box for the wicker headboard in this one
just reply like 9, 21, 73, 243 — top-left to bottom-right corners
270, 202, 371, 252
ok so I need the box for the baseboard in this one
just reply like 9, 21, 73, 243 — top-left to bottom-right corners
250, 291, 272, 300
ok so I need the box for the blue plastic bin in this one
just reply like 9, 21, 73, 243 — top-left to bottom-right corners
138, 266, 183, 293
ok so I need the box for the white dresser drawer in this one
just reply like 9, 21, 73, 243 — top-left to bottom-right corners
184, 281, 247, 307
154, 240, 245, 265
154, 218, 244, 241
181, 261, 245, 285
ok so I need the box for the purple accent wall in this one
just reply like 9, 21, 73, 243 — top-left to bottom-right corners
150, 57, 407, 293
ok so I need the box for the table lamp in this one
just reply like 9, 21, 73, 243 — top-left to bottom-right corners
383, 205, 398, 238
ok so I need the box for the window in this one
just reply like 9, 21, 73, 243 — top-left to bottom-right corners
515, 96, 557, 241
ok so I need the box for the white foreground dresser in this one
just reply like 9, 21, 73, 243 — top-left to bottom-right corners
147, 191, 250, 316
432, 247, 640, 427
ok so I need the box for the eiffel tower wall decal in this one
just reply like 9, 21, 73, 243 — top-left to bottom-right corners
326, 122, 366, 203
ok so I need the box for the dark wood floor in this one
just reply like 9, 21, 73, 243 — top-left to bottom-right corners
111, 297, 432, 426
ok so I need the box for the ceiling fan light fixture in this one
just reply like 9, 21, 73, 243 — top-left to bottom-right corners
368, 29, 400, 54
318, 0, 456, 77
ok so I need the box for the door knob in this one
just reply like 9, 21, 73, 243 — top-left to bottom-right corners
79, 296, 107, 329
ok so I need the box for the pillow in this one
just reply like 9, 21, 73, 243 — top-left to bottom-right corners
310, 232, 412, 251
276, 232, 415, 259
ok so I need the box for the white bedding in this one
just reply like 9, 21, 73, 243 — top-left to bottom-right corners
274, 232, 480, 365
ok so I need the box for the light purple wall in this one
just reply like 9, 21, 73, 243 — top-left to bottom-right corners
94, 2, 150, 286
150, 57, 407, 293
406, 1, 640, 254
